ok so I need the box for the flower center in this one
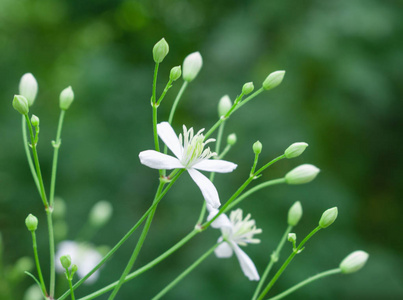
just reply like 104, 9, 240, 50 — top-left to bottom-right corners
226, 209, 262, 246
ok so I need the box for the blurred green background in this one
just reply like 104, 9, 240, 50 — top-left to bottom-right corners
1, 0, 402, 299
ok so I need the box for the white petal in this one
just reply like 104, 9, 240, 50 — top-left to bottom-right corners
139, 150, 183, 170
232, 243, 260, 281
193, 159, 237, 173
187, 168, 220, 208
157, 122, 183, 159
207, 208, 232, 229
215, 242, 233, 258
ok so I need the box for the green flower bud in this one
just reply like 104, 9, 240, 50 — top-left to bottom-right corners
12, 95, 29, 115
182, 52, 203, 82
31, 115, 40, 127
284, 142, 308, 159
262, 70, 285, 90
227, 133, 237, 146
288, 201, 303, 226
60, 254, 71, 269
288, 233, 296, 243
253, 141, 262, 154
242, 82, 254, 95
19, 73, 38, 106
25, 214, 38, 232
89, 200, 113, 227
71, 264, 78, 275
340, 251, 369, 274
59, 86, 74, 110
170, 65, 182, 81
285, 164, 320, 185
153, 38, 169, 63
218, 95, 232, 117
319, 207, 338, 228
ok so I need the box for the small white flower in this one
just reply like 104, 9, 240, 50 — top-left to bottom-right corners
55, 241, 103, 284
208, 207, 261, 281
139, 122, 237, 208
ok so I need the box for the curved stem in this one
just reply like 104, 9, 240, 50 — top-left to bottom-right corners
156, 79, 173, 106
22, 116, 40, 193
31, 231, 47, 297
168, 81, 188, 125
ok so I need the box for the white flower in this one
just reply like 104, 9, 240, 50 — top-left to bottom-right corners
55, 241, 103, 284
139, 122, 237, 208
207, 207, 261, 281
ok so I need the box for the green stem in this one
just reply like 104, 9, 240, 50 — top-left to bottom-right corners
268, 268, 341, 300
168, 81, 188, 125
156, 79, 173, 106
31, 231, 47, 297
49, 110, 65, 207
234, 88, 264, 111
252, 225, 293, 300
152, 244, 219, 300
47, 210, 56, 298
218, 144, 231, 159
68, 277, 75, 300
250, 152, 259, 176
257, 226, 322, 300
22, 116, 40, 193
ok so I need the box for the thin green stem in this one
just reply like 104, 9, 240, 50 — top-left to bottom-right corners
156, 79, 173, 106
152, 63, 159, 105
68, 277, 75, 300
234, 88, 264, 111
252, 225, 293, 300
152, 244, 219, 300
167, 81, 188, 125
218, 144, 231, 159
22, 116, 40, 193
31, 231, 47, 297
250, 153, 259, 176
47, 210, 56, 297
49, 110, 65, 207
268, 269, 342, 300
255, 155, 286, 176
257, 226, 322, 300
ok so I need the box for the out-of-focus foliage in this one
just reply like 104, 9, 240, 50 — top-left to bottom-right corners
0, 0, 402, 299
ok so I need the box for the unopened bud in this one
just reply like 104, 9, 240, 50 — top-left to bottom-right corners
227, 133, 237, 146
19, 73, 38, 106
71, 264, 78, 275
253, 141, 262, 155
288, 233, 296, 243
60, 255, 71, 269
59, 86, 74, 110
285, 164, 320, 185
31, 115, 39, 127
285, 142, 308, 159
288, 201, 303, 226
170, 65, 182, 81
319, 207, 338, 228
262, 70, 285, 90
182, 52, 203, 82
242, 82, 254, 95
218, 95, 232, 117
25, 214, 38, 232
89, 200, 113, 227
340, 251, 369, 274
153, 38, 169, 63
13, 95, 29, 115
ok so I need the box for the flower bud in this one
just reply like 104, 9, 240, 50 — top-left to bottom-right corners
218, 95, 232, 117
153, 38, 169, 63
19, 73, 38, 106
59, 86, 74, 110
12, 95, 29, 115
89, 200, 113, 227
284, 142, 308, 159
182, 52, 203, 82
288, 201, 303, 226
285, 164, 320, 185
242, 82, 254, 95
60, 255, 71, 269
227, 133, 237, 146
71, 264, 78, 275
25, 214, 38, 232
288, 233, 296, 243
340, 251, 369, 274
262, 70, 285, 90
31, 115, 39, 127
253, 141, 262, 155
170, 65, 182, 81
319, 207, 338, 228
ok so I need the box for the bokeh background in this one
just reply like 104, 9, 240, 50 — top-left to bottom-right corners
1, 0, 402, 299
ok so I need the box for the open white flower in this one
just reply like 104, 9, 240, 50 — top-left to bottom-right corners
139, 122, 237, 208
208, 207, 261, 280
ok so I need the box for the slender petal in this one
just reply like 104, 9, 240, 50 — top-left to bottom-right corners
207, 205, 232, 229
193, 159, 237, 173
187, 168, 220, 208
157, 122, 183, 159
232, 243, 260, 281
139, 150, 183, 170
215, 241, 233, 258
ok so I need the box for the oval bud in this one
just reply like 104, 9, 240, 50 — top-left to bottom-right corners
153, 38, 169, 63
25, 214, 38, 232
31, 115, 40, 127
71, 264, 78, 275
59, 86, 74, 110
218, 95, 232, 117
285, 142, 308, 159
89, 200, 113, 227
319, 207, 338, 228
19, 73, 38, 106
288, 201, 303, 226
60, 255, 71, 269
182, 52, 203, 82
253, 141, 262, 155
340, 250, 369, 274
13, 95, 29, 115
262, 70, 285, 90
285, 164, 320, 185
169, 65, 182, 81
242, 82, 254, 95
227, 133, 237, 146
288, 233, 296, 243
